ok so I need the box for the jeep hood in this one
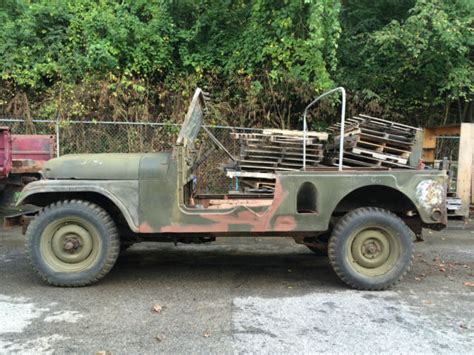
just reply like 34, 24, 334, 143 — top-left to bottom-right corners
43, 153, 145, 180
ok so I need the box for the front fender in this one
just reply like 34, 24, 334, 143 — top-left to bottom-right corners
18, 180, 140, 232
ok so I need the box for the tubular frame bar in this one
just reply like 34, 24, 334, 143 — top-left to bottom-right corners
302, 87, 346, 171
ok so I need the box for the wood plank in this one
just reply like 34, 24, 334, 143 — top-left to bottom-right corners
335, 152, 413, 169
239, 165, 298, 171
359, 132, 413, 149
356, 114, 421, 131
353, 118, 417, 135
262, 129, 328, 141
243, 150, 323, 159
348, 139, 411, 157
242, 144, 324, 153
351, 147, 408, 164
360, 127, 414, 143
456, 123, 473, 217
226, 170, 275, 180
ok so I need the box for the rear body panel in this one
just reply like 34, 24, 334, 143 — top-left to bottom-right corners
10, 134, 55, 174
1, 128, 55, 177
138, 148, 447, 235
11, 134, 54, 162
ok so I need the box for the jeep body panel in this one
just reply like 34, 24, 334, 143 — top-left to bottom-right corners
42, 153, 144, 180
18, 144, 447, 236
18, 179, 140, 231
138, 146, 447, 234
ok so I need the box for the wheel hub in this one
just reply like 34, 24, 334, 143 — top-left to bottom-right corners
63, 237, 81, 253
351, 229, 391, 270
361, 239, 381, 258
50, 224, 94, 264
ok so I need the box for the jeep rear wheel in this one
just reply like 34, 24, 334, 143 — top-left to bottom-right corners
328, 207, 413, 290
25, 200, 120, 286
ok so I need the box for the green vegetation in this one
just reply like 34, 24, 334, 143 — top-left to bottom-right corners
0, 0, 472, 128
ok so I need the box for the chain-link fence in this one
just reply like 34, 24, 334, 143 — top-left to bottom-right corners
435, 136, 460, 193
0, 118, 261, 194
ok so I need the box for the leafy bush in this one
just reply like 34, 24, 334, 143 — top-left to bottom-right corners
0, 0, 472, 127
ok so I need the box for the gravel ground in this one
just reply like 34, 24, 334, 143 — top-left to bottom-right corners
0, 222, 473, 354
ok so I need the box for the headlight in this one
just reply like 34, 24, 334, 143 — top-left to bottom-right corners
416, 180, 445, 209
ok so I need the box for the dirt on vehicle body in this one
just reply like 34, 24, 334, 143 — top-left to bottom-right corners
12, 88, 448, 290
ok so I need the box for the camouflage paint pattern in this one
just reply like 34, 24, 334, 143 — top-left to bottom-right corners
18, 145, 447, 236
137, 145, 447, 235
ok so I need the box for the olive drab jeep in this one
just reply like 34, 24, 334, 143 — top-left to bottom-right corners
12, 88, 447, 290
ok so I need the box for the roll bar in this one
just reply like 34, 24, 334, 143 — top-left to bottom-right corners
302, 87, 346, 171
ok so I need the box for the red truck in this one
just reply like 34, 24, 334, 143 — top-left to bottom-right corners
0, 127, 55, 207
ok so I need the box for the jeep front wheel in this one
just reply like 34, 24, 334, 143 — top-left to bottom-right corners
328, 207, 413, 290
25, 200, 120, 286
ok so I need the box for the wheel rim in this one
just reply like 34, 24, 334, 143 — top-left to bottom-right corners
347, 226, 401, 277
40, 216, 101, 272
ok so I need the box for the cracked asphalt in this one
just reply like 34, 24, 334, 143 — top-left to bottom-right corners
0, 220, 473, 354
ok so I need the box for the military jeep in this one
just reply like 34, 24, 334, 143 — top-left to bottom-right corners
15, 88, 447, 290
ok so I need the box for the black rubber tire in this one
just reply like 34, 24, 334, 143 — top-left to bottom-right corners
328, 207, 414, 291
25, 200, 120, 287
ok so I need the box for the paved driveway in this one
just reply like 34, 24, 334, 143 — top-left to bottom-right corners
0, 226, 473, 354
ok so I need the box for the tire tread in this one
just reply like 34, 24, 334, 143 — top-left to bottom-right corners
25, 199, 120, 287
328, 207, 414, 291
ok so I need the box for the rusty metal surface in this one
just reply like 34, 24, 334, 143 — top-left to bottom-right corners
0, 127, 12, 178
11, 134, 55, 161
10, 159, 46, 174
1, 128, 54, 179
3, 209, 40, 233
416, 180, 445, 209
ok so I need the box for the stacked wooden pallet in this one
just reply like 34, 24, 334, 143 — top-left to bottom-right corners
233, 129, 327, 172
326, 114, 419, 169
226, 129, 327, 192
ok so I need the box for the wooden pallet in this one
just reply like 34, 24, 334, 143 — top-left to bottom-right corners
327, 152, 414, 169
329, 135, 412, 158
355, 114, 420, 134
233, 132, 325, 144
350, 147, 408, 164
328, 114, 418, 169
262, 129, 328, 141
232, 129, 325, 175
351, 139, 411, 158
